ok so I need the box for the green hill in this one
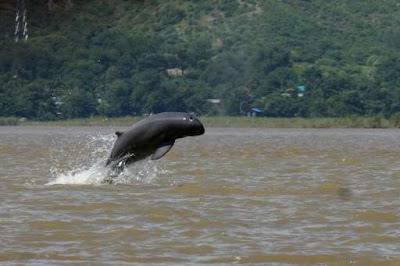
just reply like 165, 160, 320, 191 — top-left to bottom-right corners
1, 0, 400, 120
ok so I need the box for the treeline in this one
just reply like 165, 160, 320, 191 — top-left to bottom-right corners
0, 0, 400, 120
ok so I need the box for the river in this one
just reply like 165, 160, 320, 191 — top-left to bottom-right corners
0, 126, 399, 264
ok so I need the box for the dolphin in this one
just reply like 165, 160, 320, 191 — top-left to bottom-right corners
106, 112, 205, 170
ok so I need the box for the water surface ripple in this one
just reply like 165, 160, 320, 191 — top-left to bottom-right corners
0, 127, 399, 264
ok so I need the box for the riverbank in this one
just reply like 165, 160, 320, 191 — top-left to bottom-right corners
2, 115, 400, 128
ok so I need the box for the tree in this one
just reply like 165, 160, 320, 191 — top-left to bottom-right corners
98, 79, 131, 117
60, 87, 96, 118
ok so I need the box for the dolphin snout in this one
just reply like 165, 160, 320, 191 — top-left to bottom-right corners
194, 118, 205, 135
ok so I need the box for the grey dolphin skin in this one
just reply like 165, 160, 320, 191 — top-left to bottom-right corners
106, 112, 205, 170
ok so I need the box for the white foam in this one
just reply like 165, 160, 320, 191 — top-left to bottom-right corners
109, 159, 163, 185
47, 162, 108, 185
47, 134, 164, 186
47, 159, 163, 185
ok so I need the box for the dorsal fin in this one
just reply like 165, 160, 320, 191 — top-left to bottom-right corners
115, 131, 124, 137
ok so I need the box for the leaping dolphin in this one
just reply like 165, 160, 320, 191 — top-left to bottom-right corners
106, 112, 205, 170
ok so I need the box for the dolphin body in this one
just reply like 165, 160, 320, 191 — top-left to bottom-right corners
106, 112, 205, 170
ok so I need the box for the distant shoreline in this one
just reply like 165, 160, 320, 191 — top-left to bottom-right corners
2, 116, 400, 128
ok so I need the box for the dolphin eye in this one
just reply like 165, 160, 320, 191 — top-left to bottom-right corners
189, 116, 194, 122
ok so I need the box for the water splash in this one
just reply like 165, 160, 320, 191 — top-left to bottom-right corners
47, 134, 164, 186
47, 161, 109, 185
107, 159, 164, 185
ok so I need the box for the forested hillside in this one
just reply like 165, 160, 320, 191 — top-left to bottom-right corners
1, 0, 400, 120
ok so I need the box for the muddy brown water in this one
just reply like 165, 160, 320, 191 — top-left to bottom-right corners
0, 126, 399, 264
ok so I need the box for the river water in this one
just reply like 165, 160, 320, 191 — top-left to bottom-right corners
0, 126, 399, 264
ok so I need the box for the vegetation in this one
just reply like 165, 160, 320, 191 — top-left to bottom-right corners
18, 115, 400, 128
1, 0, 400, 121
0, 117, 20, 126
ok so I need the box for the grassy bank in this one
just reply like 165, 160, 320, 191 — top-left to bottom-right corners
201, 116, 399, 128
5, 115, 400, 128
0, 117, 21, 126
19, 116, 143, 127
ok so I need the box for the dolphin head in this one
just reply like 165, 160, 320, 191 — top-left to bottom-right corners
144, 112, 204, 139
156, 112, 204, 138
181, 113, 205, 136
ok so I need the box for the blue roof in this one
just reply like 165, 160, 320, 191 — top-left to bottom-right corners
298, 85, 306, 92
